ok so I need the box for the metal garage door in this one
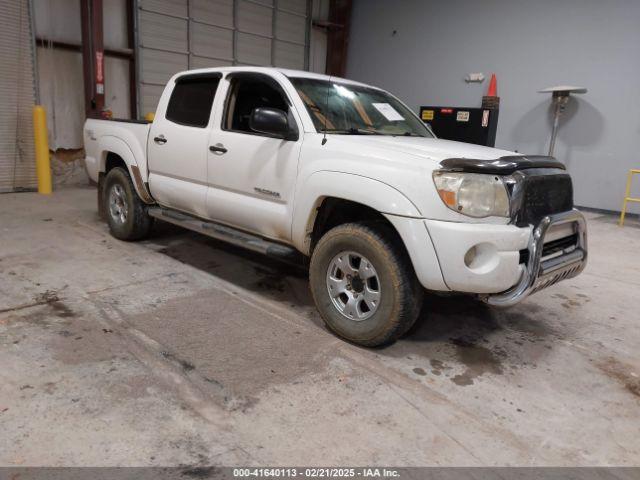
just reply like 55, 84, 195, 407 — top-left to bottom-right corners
137, 0, 311, 115
0, 0, 37, 192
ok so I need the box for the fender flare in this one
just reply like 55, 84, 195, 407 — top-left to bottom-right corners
291, 170, 423, 254
98, 136, 154, 204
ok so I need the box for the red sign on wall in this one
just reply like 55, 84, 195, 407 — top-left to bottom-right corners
95, 51, 104, 82
95, 50, 104, 94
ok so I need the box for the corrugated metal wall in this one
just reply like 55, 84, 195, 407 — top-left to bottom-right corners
137, 0, 311, 115
0, 0, 37, 192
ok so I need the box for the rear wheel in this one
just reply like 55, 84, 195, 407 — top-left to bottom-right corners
104, 167, 153, 241
309, 222, 423, 347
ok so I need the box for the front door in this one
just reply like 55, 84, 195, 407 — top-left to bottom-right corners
205, 73, 303, 242
147, 73, 222, 218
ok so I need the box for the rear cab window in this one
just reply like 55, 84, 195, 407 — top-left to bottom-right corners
166, 73, 221, 128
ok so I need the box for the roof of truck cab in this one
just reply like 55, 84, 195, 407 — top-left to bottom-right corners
174, 66, 378, 89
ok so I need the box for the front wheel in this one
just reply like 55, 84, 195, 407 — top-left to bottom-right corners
104, 167, 153, 241
309, 222, 423, 347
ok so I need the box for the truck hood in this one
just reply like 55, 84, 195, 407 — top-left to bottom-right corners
336, 135, 517, 164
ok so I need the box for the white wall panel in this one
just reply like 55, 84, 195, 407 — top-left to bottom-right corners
190, 55, 232, 70
309, 0, 327, 74
140, 48, 188, 85
105, 56, 130, 118
104, 0, 128, 50
237, 0, 272, 37
274, 40, 304, 69
33, 0, 81, 44
190, 0, 233, 28
279, 0, 307, 15
36, 47, 84, 149
190, 21, 233, 60
140, 84, 164, 116
139, 10, 188, 52
137, 0, 311, 114
275, 10, 306, 44
236, 31, 271, 65
139, 0, 187, 18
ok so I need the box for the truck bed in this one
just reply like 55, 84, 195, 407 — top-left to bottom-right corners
83, 118, 152, 184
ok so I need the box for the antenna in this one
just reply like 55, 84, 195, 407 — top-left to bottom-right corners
322, 76, 332, 145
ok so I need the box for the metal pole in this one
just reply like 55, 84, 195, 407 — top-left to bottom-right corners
80, 0, 94, 116
80, 0, 104, 117
304, 0, 312, 70
548, 100, 561, 157
27, 0, 40, 104
133, 0, 142, 118
271, 0, 277, 66
126, 0, 138, 119
187, 0, 191, 69
232, 0, 237, 65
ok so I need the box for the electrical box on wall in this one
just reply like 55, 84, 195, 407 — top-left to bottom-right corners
419, 106, 499, 147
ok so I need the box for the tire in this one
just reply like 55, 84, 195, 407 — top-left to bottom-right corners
309, 222, 423, 347
103, 167, 153, 241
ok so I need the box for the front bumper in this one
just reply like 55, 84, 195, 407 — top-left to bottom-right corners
422, 208, 587, 302
485, 209, 587, 306
424, 219, 530, 293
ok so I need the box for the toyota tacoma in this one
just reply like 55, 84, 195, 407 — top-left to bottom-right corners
84, 67, 587, 347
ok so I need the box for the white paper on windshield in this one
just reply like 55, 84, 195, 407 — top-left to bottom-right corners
372, 103, 405, 121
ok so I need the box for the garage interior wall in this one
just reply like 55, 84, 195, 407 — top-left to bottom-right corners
33, 0, 323, 144
346, 0, 640, 214
34, 0, 130, 150
137, 0, 313, 115
0, 0, 37, 192
308, 0, 328, 74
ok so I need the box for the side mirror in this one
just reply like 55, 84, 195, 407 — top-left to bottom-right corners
249, 107, 295, 140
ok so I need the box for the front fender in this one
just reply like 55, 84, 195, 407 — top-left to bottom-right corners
291, 170, 422, 254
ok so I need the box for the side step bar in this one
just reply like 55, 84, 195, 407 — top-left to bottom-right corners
148, 207, 304, 266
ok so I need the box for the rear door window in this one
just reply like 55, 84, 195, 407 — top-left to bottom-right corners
166, 75, 221, 127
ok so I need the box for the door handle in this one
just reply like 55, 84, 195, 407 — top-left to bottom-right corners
209, 144, 227, 154
154, 135, 167, 145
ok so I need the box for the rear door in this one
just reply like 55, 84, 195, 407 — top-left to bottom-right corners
147, 72, 222, 218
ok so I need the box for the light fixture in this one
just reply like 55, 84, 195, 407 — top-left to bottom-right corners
538, 85, 587, 157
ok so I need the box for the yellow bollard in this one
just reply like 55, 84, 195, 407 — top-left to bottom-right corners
32, 105, 52, 195
144, 112, 155, 122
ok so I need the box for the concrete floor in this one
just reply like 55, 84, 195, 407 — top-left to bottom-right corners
1, 186, 639, 467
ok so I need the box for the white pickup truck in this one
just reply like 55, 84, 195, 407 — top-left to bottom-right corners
84, 67, 587, 347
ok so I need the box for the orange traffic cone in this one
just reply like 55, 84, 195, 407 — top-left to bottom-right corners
482, 74, 499, 109
487, 73, 497, 97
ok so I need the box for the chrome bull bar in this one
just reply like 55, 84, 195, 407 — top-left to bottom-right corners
486, 209, 588, 307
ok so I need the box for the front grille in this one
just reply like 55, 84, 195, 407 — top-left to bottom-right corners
513, 172, 573, 227
542, 233, 578, 257
518, 233, 578, 266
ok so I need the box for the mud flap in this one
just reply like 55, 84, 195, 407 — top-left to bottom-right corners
97, 172, 106, 220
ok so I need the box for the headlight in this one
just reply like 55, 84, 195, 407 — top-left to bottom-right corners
432, 171, 510, 218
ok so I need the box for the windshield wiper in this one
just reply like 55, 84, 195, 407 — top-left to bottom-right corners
325, 127, 379, 135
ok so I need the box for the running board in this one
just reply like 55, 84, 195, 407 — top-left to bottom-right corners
148, 207, 304, 266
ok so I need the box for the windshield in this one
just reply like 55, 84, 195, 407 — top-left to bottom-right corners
289, 77, 433, 137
